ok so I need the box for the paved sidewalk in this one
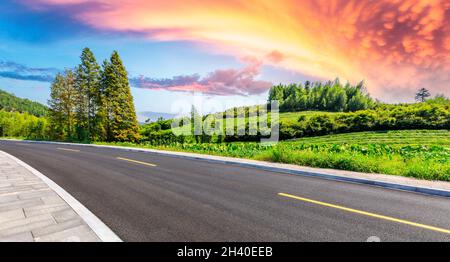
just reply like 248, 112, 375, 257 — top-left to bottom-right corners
0, 151, 100, 242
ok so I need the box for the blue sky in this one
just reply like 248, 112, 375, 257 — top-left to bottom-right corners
0, 0, 313, 118
2, 0, 448, 118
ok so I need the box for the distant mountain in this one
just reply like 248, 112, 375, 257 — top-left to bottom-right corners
0, 89, 48, 117
137, 111, 176, 123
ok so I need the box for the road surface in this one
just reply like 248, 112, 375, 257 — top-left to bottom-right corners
1, 140, 449, 241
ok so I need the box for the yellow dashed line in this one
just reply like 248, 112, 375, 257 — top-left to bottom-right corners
278, 192, 450, 235
116, 157, 157, 167
57, 147, 80, 152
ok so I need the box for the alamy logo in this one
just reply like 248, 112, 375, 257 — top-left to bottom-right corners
170, 97, 279, 144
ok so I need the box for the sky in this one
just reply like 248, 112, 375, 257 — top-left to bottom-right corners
1, 0, 449, 117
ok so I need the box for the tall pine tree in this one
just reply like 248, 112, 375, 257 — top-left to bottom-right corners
75, 48, 101, 141
101, 51, 140, 142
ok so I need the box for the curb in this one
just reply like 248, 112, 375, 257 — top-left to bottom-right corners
3, 139, 450, 198
0, 150, 122, 242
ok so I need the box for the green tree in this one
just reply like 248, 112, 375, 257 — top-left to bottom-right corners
75, 47, 101, 141
60, 69, 77, 139
415, 88, 431, 102
48, 73, 66, 140
48, 70, 78, 140
347, 93, 368, 111
0, 110, 48, 139
271, 80, 375, 113
268, 84, 285, 105
101, 51, 140, 142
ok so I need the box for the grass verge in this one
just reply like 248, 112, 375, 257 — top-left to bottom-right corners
95, 130, 450, 181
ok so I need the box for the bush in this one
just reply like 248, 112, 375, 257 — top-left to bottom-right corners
0, 110, 49, 139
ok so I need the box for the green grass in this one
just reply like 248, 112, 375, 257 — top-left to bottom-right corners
279, 111, 332, 123
95, 130, 450, 182
210, 110, 326, 125
292, 130, 450, 146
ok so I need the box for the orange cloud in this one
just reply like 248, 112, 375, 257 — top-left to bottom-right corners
23, 0, 450, 101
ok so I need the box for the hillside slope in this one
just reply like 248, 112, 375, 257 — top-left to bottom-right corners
0, 89, 48, 117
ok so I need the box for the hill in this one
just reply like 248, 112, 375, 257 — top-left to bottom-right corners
139, 99, 450, 145
0, 89, 48, 117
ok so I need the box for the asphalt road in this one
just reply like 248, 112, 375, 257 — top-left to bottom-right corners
1, 140, 450, 242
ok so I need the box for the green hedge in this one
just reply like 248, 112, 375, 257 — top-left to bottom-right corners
139, 101, 450, 145
279, 102, 449, 140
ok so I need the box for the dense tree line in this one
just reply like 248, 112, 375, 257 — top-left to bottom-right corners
0, 89, 48, 117
277, 99, 450, 140
268, 79, 375, 112
139, 97, 449, 145
48, 48, 140, 142
0, 110, 48, 139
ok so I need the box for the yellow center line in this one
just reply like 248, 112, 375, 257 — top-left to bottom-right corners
57, 147, 80, 152
116, 157, 157, 167
278, 192, 450, 235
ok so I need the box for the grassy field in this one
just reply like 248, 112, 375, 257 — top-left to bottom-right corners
96, 129, 450, 181
292, 129, 450, 146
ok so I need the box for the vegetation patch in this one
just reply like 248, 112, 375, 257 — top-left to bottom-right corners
95, 130, 450, 181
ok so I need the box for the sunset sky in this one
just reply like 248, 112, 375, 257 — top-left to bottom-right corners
1, 0, 449, 116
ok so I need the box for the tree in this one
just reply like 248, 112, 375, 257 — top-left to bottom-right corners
347, 94, 368, 112
48, 69, 78, 140
75, 47, 101, 141
268, 84, 285, 105
48, 73, 65, 140
269, 80, 375, 113
415, 88, 431, 102
59, 69, 77, 139
101, 51, 140, 142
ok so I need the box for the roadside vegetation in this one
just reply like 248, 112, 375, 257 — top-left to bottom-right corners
0, 110, 48, 139
106, 89, 450, 181
0, 51, 449, 180
141, 97, 450, 144
98, 130, 450, 181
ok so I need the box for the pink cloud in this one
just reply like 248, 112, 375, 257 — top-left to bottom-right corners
130, 59, 272, 96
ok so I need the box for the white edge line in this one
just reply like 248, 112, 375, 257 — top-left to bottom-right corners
0, 150, 122, 242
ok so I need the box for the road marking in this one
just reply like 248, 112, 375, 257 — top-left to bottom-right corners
16, 143, 31, 146
278, 192, 450, 235
116, 157, 157, 167
57, 147, 80, 152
